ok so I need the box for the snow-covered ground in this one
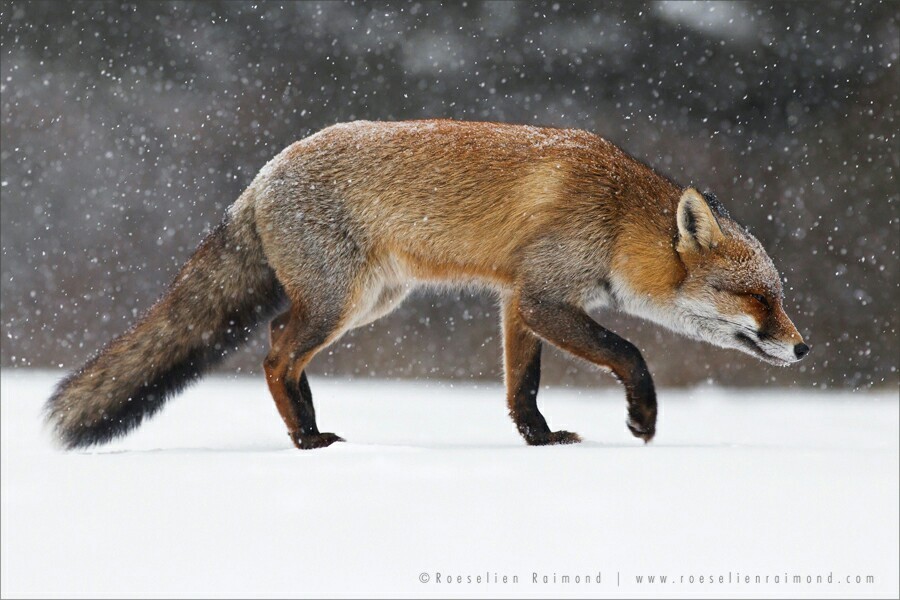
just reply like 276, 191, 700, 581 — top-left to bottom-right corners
1, 370, 897, 598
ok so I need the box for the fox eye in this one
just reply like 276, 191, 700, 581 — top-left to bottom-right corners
748, 293, 770, 309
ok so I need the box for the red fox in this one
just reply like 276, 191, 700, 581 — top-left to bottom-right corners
46, 120, 809, 449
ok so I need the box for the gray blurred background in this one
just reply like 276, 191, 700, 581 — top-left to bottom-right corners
1, 1, 897, 390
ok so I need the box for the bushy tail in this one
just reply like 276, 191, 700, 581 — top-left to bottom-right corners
45, 205, 285, 449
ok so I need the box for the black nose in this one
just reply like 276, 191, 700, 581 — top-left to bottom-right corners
794, 343, 810, 359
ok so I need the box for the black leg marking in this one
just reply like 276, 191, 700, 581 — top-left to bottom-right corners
504, 298, 582, 446
518, 296, 657, 443
285, 371, 344, 449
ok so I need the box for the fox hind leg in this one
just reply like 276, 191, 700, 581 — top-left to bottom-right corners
269, 311, 290, 346
262, 250, 410, 449
264, 305, 346, 449
502, 297, 581, 446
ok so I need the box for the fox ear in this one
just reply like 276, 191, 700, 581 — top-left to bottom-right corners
676, 188, 724, 253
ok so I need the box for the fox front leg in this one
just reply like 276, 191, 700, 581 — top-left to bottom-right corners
516, 296, 657, 442
502, 299, 582, 445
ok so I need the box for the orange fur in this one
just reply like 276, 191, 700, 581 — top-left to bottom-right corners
46, 120, 807, 450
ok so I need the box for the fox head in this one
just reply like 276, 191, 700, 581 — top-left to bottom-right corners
670, 188, 809, 366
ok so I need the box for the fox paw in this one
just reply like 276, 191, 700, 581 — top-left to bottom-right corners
525, 430, 582, 446
291, 432, 345, 450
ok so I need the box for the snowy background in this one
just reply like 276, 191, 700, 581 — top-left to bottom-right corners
1, 2, 898, 598
1, 1, 897, 389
